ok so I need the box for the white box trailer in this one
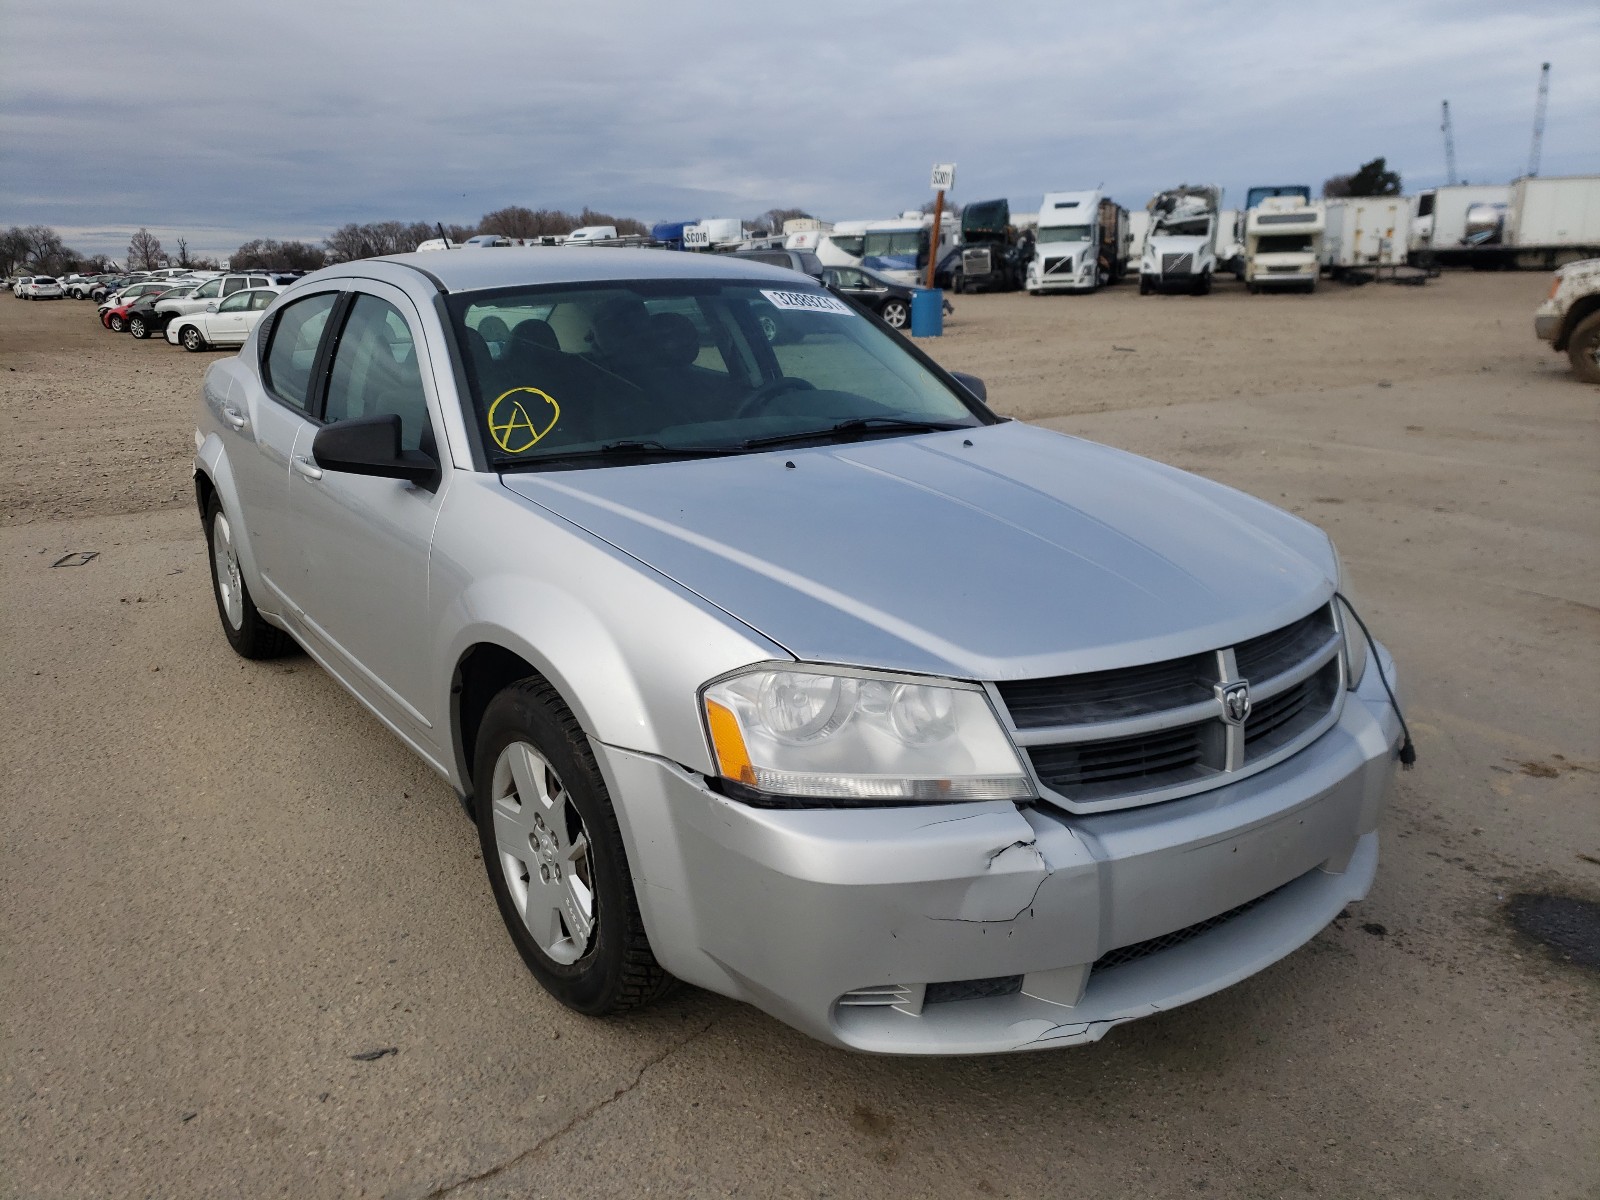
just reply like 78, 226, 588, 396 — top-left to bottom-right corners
1507, 175, 1600, 247
1409, 184, 1509, 254
1323, 197, 1411, 271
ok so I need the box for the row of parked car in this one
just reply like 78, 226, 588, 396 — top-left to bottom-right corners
6, 267, 306, 350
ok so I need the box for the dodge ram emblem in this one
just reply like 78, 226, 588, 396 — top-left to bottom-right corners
1219, 681, 1252, 725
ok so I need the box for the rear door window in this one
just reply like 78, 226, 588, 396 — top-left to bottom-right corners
263, 292, 337, 412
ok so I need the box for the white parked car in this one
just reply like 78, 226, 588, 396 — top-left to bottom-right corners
23, 276, 65, 299
168, 286, 282, 350
11, 276, 34, 297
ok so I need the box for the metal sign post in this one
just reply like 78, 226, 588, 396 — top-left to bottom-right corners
927, 163, 955, 289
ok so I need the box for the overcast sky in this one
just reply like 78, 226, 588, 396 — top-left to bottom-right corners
3, 0, 1597, 260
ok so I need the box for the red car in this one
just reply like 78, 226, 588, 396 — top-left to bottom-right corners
99, 282, 188, 331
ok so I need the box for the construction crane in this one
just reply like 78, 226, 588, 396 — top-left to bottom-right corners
1441, 100, 1458, 186
1528, 62, 1550, 178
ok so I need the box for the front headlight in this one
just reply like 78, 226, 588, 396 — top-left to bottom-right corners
1332, 548, 1368, 689
702, 665, 1033, 803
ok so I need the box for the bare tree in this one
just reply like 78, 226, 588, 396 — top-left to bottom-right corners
0, 227, 30, 277
22, 225, 68, 272
758, 207, 814, 232
232, 238, 326, 271
128, 227, 165, 270
479, 206, 542, 239
175, 236, 191, 267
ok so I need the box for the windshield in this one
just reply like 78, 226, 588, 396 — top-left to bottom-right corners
449, 280, 984, 469
861, 230, 922, 258
1255, 234, 1315, 253
1246, 185, 1310, 208
1155, 217, 1211, 238
1037, 225, 1091, 244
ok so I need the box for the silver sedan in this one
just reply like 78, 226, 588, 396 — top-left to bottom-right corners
193, 250, 1405, 1054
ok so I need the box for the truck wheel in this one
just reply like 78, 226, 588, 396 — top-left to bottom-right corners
1568, 312, 1600, 384
1246, 282, 1260, 295
1138, 277, 1152, 296
950, 270, 965, 294
1193, 272, 1212, 296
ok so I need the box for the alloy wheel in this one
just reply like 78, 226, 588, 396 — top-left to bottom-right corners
211, 512, 244, 630
490, 741, 596, 965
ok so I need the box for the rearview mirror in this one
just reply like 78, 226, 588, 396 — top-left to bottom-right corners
312, 414, 438, 486
950, 371, 987, 402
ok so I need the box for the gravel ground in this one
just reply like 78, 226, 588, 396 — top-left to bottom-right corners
2, 274, 1596, 1199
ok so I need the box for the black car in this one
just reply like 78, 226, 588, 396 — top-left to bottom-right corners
726, 247, 825, 280
123, 285, 194, 339
822, 265, 947, 330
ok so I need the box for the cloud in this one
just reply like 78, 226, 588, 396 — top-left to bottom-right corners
1, 0, 1596, 258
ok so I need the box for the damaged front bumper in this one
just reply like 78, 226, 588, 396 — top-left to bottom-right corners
592, 648, 1402, 1055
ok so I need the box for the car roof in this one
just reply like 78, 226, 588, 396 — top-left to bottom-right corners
321, 247, 806, 295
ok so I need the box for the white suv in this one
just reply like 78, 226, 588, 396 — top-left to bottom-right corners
155, 273, 278, 317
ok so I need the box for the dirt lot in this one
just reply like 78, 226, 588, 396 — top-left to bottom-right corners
3, 274, 1596, 1199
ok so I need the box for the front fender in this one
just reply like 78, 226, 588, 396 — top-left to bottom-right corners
430, 477, 788, 786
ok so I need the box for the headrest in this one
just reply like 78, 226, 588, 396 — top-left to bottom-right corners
477, 315, 510, 343
510, 318, 560, 353
649, 312, 699, 367
589, 295, 650, 356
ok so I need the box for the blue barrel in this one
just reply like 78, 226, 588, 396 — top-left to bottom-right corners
910, 287, 944, 337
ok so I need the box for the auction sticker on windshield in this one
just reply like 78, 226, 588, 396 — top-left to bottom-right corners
761, 290, 852, 315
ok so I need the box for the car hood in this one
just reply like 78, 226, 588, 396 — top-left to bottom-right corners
499, 422, 1337, 682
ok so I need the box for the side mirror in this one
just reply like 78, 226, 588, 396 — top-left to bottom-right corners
312, 414, 438, 486
205, 301, 218, 313
950, 371, 987, 402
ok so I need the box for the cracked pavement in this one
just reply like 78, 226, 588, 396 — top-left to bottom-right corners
3, 275, 1596, 1198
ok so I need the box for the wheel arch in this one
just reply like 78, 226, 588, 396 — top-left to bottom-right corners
1555, 294, 1600, 352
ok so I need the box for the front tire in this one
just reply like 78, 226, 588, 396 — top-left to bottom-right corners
204, 495, 294, 659
1193, 271, 1212, 296
182, 325, 207, 352
879, 298, 909, 329
474, 678, 671, 1016
1567, 311, 1600, 384
108, 313, 124, 331
950, 270, 965, 295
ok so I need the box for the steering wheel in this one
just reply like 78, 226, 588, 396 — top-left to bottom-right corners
734, 376, 815, 419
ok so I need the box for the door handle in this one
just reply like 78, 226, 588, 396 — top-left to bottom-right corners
220, 405, 248, 430
293, 455, 324, 481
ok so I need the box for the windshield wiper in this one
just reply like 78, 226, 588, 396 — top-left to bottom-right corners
501, 440, 741, 470
742, 417, 971, 451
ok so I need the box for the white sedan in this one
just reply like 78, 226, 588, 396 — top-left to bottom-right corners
167, 287, 282, 350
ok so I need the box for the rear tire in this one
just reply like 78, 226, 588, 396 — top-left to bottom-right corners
1138, 277, 1152, 296
1567, 311, 1600, 384
128, 316, 148, 339
474, 678, 671, 1016
879, 298, 909, 329
204, 495, 294, 659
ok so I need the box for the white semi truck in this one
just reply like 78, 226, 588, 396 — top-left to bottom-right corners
1139, 185, 1221, 296
1025, 191, 1127, 294
1242, 193, 1325, 293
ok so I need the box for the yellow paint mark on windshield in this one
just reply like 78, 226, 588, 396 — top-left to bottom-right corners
488, 387, 560, 453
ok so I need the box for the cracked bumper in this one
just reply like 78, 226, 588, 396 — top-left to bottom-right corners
593, 649, 1402, 1055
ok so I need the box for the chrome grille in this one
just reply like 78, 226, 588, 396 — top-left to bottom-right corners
1161, 252, 1194, 275
996, 603, 1345, 812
